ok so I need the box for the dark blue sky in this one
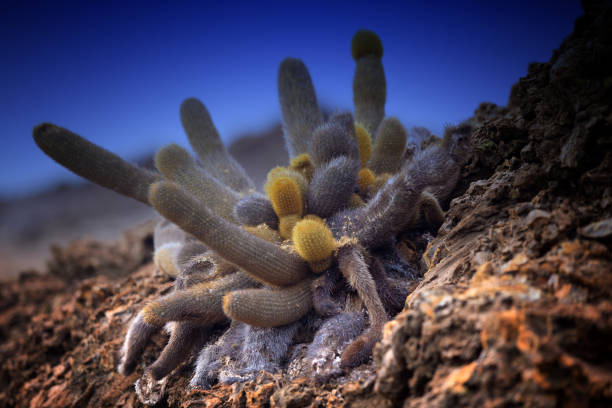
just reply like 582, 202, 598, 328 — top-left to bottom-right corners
1, 0, 582, 197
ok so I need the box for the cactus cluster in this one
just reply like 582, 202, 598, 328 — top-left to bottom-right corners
33, 29, 471, 398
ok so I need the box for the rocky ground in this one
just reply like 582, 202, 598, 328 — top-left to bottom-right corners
1, 2, 611, 407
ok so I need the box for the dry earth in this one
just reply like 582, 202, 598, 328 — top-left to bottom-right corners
1, 2, 611, 407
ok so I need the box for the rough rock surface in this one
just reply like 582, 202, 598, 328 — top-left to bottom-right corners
1, 2, 611, 407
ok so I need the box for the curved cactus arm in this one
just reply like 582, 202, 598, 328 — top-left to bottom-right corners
311, 269, 342, 317
278, 58, 323, 158
337, 245, 388, 368
307, 156, 360, 218
368, 117, 408, 175
357, 178, 420, 249
146, 322, 208, 381
419, 191, 445, 230
357, 144, 462, 248
153, 220, 189, 277
368, 256, 415, 315
222, 279, 313, 327
180, 97, 254, 193
140, 272, 256, 328
357, 162, 428, 249
149, 181, 311, 287
233, 193, 279, 230
419, 128, 471, 204
154, 219, 189, 248
117, 312, 159, 375
190, 321, 248, 389
352, 30, 386, 138
33, 123, 159, 205
153, 243, 183, 278
155, 143, 239, 222
310, 113, 360, 167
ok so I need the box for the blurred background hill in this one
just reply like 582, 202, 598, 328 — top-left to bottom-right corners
0, 125, 287, 277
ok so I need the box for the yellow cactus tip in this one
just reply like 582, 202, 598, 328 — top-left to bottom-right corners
268, 177, 303, 217
289, 153, 314, 180
266, 166, 287, 183
290, 153, 311, 169
354, 124, 372, 167
357, 168, 375, 192
292, 219, 336, 273
351, 29, 383, 61
303, 214, 327, 226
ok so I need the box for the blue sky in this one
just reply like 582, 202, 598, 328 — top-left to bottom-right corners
1, 0, 582, 198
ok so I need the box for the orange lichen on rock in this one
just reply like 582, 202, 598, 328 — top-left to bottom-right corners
444, 362, 477, 394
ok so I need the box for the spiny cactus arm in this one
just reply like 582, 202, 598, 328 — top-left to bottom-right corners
149, 182, 311, 286
307, 156, 360, 218
175, 247, 240, 290
370, 172, 392, 195
310, 113, 360, 167
352, 30, 386, 138
368, 117, 408, 175
417, 123, 472, 203
118, 312, 159, 375
326, 207, 364, 241
174, 240, 211, 286
419, 191, 445, 230
153, 219, 188, 277
311, 269, 342, 316
359, 146, 460, 248
357, 161, 428, 248
155, 144, 240, 222
147, 322, 206, 381
190, 321, 247, 389
153, 242, 182, 277
337, 245, 388, 368
222, 278, 313, 327
369, 256, 414, 315
278, 58, 323, 158
410, 141, 465, 204
180, 98, 254, 192
357, 184, 417, 249
154, 219, 189, 248
33, 123, 159, 205
306, 312, 366, 368
242, 224, 282, 243
234, 193, 279, 230
141, 272, 256, 327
